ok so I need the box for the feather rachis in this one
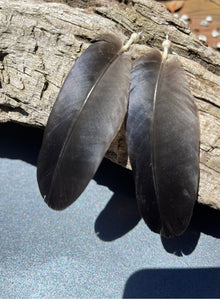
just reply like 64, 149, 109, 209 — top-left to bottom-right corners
151, 52, 164, 205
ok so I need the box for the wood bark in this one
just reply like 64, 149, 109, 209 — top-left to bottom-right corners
0, 0, 219, 209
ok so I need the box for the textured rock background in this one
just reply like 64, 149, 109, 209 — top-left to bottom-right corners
0, 0, 219, 209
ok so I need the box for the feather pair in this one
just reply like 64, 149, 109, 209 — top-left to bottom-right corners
37, 33, 200, 238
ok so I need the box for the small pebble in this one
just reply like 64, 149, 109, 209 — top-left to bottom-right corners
173, 12, 179, 18
180, 19, 188, 25
198, 34, 207, 42
180, 14, 190, 21
206, 16, 213, 22
212, 30, 220, 38
200, 20, 209, 27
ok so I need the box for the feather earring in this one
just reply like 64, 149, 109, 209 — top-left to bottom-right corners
126, 37, 200, 238
37, 33, 139, 210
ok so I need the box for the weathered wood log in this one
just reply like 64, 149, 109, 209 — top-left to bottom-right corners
0, 0, 219, 209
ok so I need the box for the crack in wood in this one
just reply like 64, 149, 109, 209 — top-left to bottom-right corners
196, 96, 220, 110
0, 103, 29, 116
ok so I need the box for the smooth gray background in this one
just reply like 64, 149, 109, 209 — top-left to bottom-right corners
0, 123, 220, 298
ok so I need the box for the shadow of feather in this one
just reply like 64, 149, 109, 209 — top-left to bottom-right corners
93, 158, 141, 241
161, 202, 220, 256
161, 228, 200, 257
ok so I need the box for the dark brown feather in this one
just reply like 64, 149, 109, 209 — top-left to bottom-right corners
37, 34, 131, 210
126, 49, 200, 238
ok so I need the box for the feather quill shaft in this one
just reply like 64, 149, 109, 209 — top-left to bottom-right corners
126, 49, 200, 238
37, 34, 131, 210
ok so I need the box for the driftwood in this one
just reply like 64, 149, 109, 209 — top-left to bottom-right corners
0, 0, 219, 209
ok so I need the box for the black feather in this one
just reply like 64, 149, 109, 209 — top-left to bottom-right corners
37, 34, 131, 210
126, 49, 200, 238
